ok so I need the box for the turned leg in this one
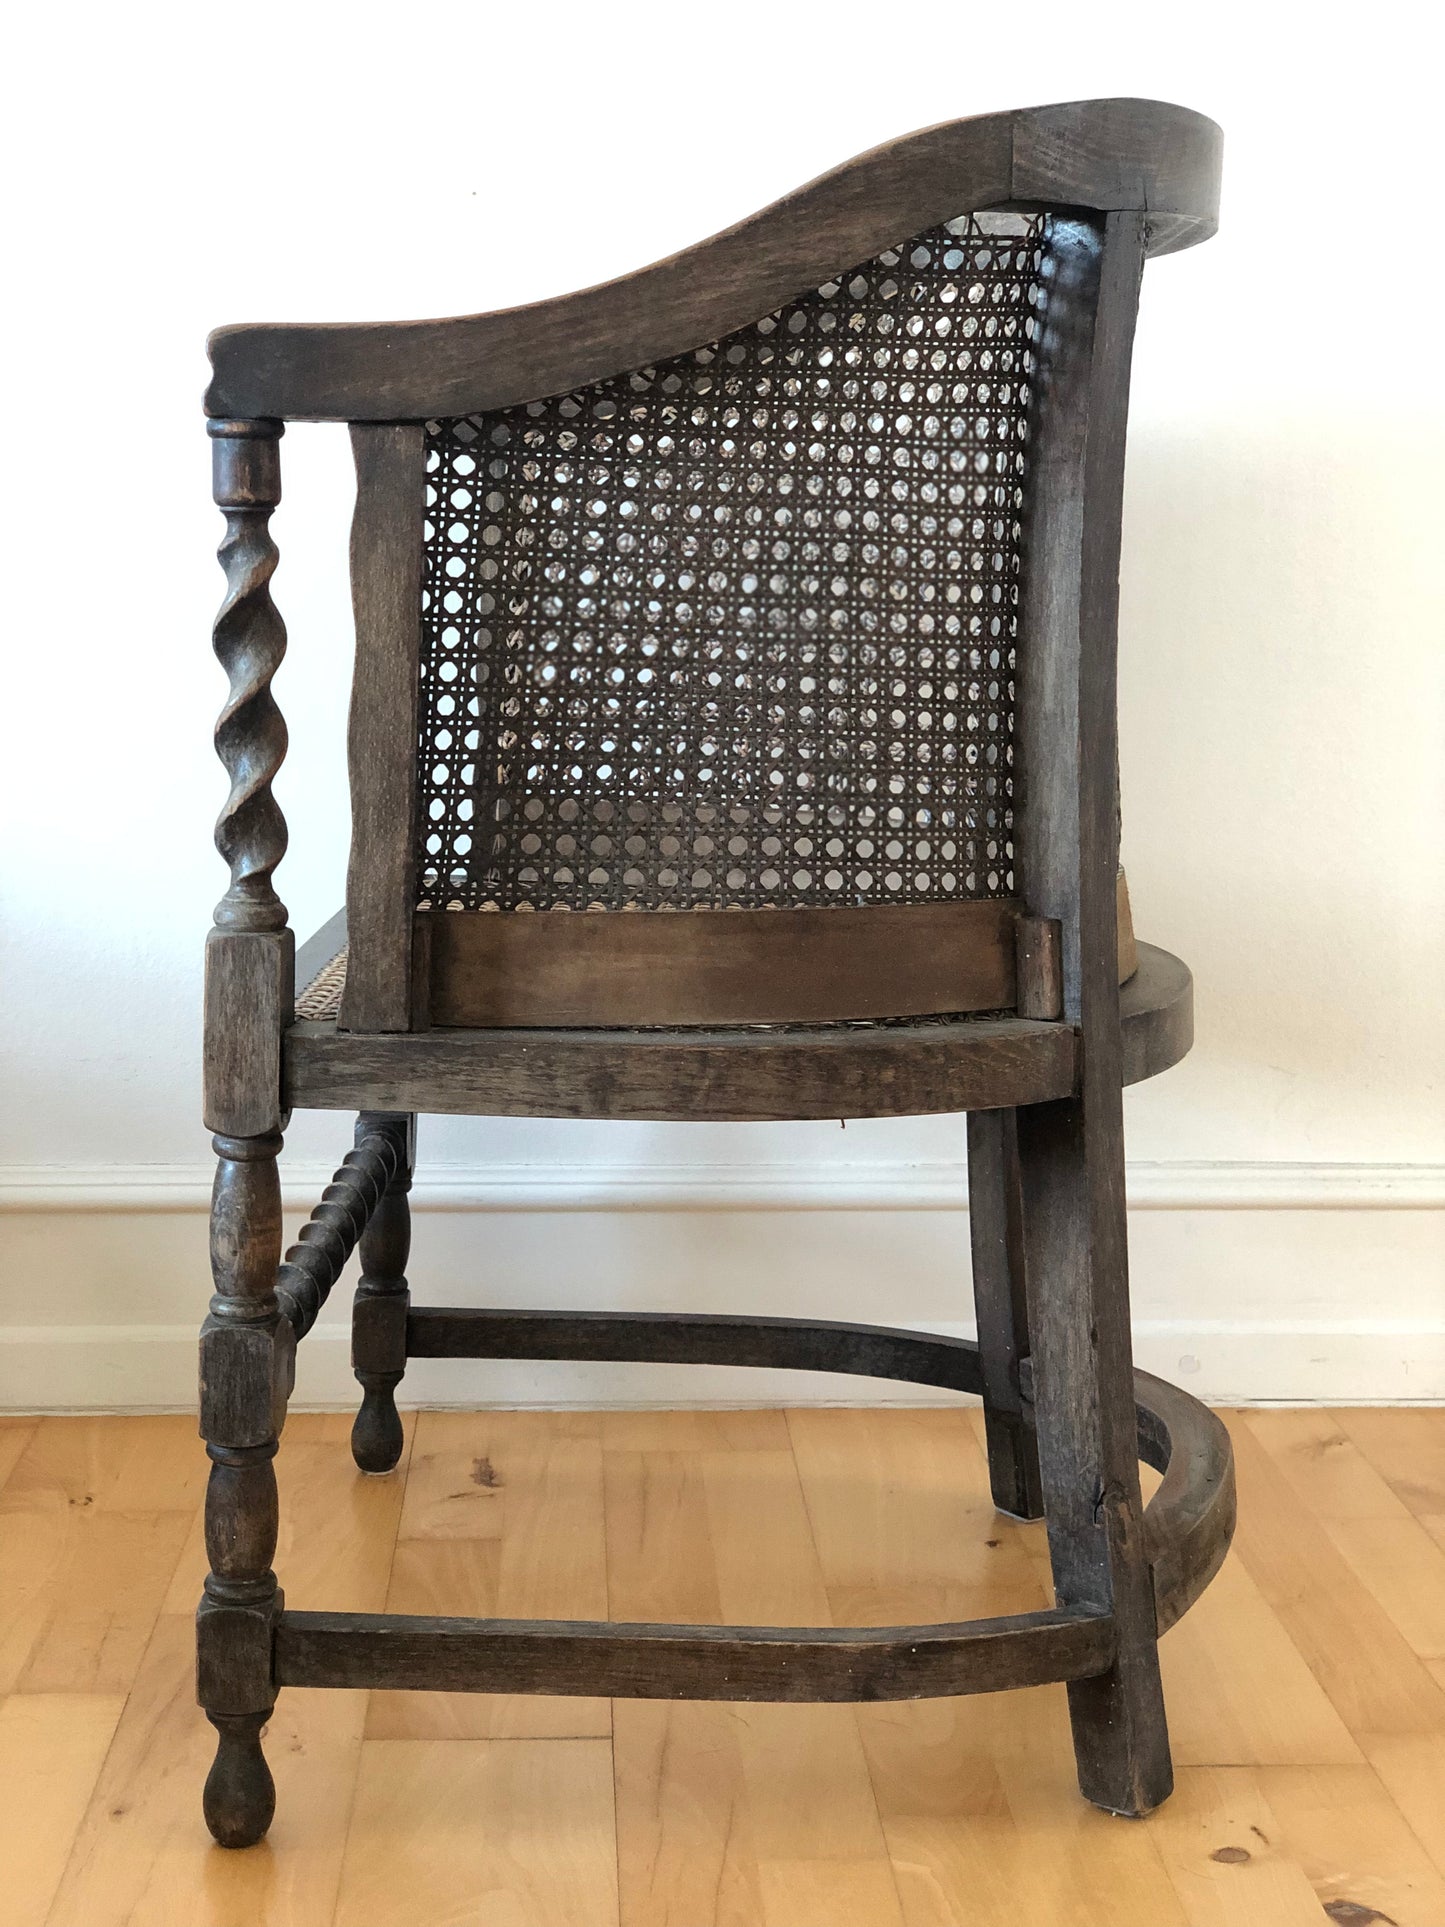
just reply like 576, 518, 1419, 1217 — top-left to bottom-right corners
1017, 1091, 1171, 1816
198, 1131, 290, 1848
200, 416, 295, 1846
351, 1113, 415, 1474
967, 1108, 1044, 1520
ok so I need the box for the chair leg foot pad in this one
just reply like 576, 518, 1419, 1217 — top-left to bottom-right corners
352, 1373, 405, 1474
203, 1711, 275, 1849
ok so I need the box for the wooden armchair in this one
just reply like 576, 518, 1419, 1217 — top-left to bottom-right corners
199, 96, 1233, 1848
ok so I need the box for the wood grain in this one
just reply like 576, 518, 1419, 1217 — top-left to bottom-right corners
0, 1694, 125, 1927
286, 934, 1189, 1120
368, 1409, 610, 1740
422, 899, 1020, 1029
8, 1408, 1445, 1921
0, 1419, 196, 1695
46, 1615, 370, 1927
338, 425, 424, 1033
333, 1737, 618, 1927
286, 1005, 1078, 1120
1010, 208, 1172, 1816
966, 1110, 1045, 1520
206, 99, 1221, 421
1247, 1406, 1445, 1660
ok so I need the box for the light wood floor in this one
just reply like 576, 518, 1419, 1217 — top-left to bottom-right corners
4, 1406, 1445, 1925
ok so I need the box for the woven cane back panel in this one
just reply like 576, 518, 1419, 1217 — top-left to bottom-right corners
416, 216, 1048, 914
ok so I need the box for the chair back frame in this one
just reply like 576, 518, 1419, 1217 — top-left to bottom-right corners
203, 98, 1219, 1115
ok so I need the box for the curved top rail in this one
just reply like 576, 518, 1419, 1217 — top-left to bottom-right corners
207, 97, 1220, 423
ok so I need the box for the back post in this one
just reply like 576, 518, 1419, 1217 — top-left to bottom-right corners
1011, 211, 1172, 1815
198, 417, 294, 1846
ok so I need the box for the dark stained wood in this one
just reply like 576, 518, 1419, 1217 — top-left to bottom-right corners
1013, 209, 1172, 1817
417, 879, 1138, 1031
1014, 917, 1063, 1021
1134, 1370, 1237, 1635
338, 425, 425, 1033
197, 103, 1227, 1844
286, 1010, 1077, 1122
422, 900, 1020, 1029
398, 1308, 1231, 1640
276, 1603, 1112, 1702
205, 419, 295, 1139
271, 1125, 403, 1342
1119, 942, 1192, 1084
199, 417, 298, 1849
203, 928, 294, 1137
285, 939, 1190, 1121
397, 1303, 1229, 1642
350, 1113, 415, 1474
206, 100, 1221, 422
967, 1109, 1044, 1519
208, 421, 288, 933
406, 1308, 983, 1394
197, 1129, 286, 1850
196, 1714, 274, 1850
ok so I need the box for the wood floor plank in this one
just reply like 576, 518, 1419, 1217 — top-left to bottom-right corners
604, 1446, 724, 1627
1147, 1765, 1337, 1925
1159, 1551, 1363, 1767
1228, 1415, 1445, 1889
1365, 1732, 1445, 1891
334, 1738, 618, 1927
613, 1699, 766, 1927
369, 1410, 609, 1739
610, 1412, 907, 1927
8, 1407, 1445, 1923
0, 1418, 39, 1492
787, 1407, 1187, 1927
1325, 1516, 1445, 1662
696, 1426, 903, 1923
46, 1615, 369, 1927
786, 1406, 1043, 1625
1225, 1413, 1445, 1740
1248, 1407, 1445, 1659
1367, 1675, 1445, 1894
600, 1409, 792, 1455
607, 1430, 760, 1926
366, 1536, 611, 1739
1249, 1407, 1419, 1522
1, 1507, 190, 1695
962, 1686, 1193, 1926
700, 1437, 834, 1628
1335, 1408, 1445, 1519
847, 1696, 1054, 1927
0, 1416, 200, 1695
1258, 1761, 1445, 1926
0, 1415, 208, 1518
0, 1692, 125, 1927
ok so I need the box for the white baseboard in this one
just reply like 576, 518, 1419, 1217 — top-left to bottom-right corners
2, 1157, 1442, 1411
3, 1157, 1443, 1214
3, 1320, 1443, 1414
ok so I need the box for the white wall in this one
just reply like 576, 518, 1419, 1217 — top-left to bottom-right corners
2, 2, 1441, 1410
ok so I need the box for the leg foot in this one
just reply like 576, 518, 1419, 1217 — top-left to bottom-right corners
203, 1711, 276, 1848
1018, 1094, 1174, 1816
351, 1371, 405, 1474
1068, 1645, 1174, 1816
